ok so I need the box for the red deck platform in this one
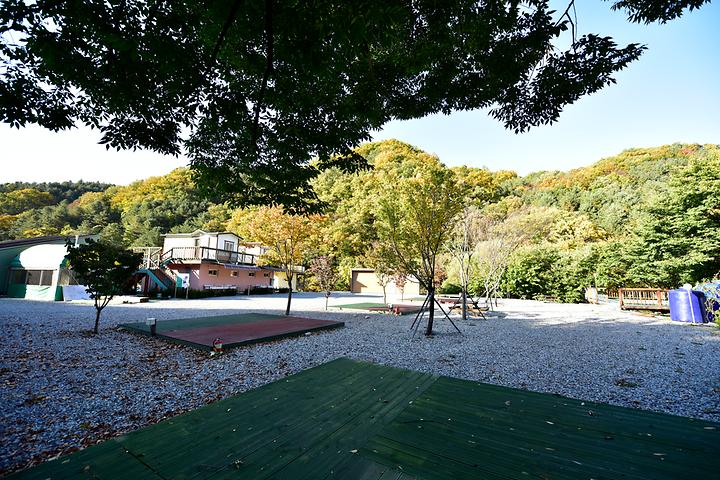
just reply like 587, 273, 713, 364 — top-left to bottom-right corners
120, 313, 344, 351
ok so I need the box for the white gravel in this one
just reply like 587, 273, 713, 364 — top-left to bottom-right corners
1, 293, 719, 474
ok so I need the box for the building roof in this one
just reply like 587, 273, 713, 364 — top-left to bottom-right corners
11, 244, 69, 269
162, 230, 240, 239
0, 235, 95, 251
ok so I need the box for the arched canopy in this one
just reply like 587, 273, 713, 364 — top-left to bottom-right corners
10, 244, 68, 270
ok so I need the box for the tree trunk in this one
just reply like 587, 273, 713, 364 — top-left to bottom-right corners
285, 286, 293, 315
94, 308, 102, 334
382, 285, 387, 305
484, 281, 493, 311
461, 287, 467, 321
325, 292, 329, 310
425, 287, 435, 336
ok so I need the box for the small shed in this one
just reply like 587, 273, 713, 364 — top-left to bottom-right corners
350, 268, 421, 297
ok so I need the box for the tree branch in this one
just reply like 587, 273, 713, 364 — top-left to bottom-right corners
211, 0, 244, 61
251, 0, 274, 151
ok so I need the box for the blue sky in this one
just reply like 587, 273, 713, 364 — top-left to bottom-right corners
373, 0, 720, 174
1, 0, 718, 184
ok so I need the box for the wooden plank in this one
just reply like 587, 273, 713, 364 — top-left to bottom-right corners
7, 440, 164, 480
428, 377, 716, 446
421, 378, 716, 455
324, 455, 419, 480
219, 366, 436, 479
269, 372, 437, 480
120, 358, 384, 479
406, 394, 711, 464
333, 303, 387, 309
360, 375, 719, 480
370, 412, 663, 479
9, 358, 368, 480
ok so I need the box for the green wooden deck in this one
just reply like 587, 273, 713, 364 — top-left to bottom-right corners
10, 358, 718, 479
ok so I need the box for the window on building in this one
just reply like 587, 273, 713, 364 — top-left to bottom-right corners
26, 270, 42, 285
208, 269, 218, 276
10, 269, 55, 286
10, 269, 26, 284
230, 271, 238, 277
248, 272, 255, 277
39, 270, 53, 286
224, 240, 235, 251
263, 272, 270, 277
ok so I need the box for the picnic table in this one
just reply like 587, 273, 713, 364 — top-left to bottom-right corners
438, 295, 489, 319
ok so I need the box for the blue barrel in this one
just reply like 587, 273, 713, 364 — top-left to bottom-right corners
669, 289, 706, 323
694, 281, 720, 323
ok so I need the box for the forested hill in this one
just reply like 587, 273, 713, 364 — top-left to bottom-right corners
1, 142, 717, 300
512, 144, 706, 236
0, 180, 112, 205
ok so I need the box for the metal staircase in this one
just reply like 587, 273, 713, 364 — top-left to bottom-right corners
132, 247, 176, 291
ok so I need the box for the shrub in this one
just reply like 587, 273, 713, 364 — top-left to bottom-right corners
502, 246, 559, 300
501, 245, 594, 303
438, 281, 462, 295
248, 286, 275, 295
179, 288, 238, 299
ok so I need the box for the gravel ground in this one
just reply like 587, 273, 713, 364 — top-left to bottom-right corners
1, 293, 719, 474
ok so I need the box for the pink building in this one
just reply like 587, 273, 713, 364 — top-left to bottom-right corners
135, 230, 298, 295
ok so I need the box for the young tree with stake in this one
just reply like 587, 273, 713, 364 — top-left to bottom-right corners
377, 161, 468, 335
309, 255, 338, 310
393, 272, 408, 302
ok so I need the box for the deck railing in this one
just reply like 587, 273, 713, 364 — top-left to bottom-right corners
160, 246, 258, 266
133, 247, 162, 269
619, 288, 670, 311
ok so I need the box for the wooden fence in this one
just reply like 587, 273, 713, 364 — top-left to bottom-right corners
619, 288, 670, 311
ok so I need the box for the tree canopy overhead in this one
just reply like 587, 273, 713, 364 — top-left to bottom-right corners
0, 0, 709, 209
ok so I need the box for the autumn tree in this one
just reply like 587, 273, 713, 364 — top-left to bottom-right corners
313, 140, 439, 285
65, 239, 142, 334
392, 272, 408, 302
2, 1, 707, 209
377, 160, 468, 335
234, 206, 320, 315
0, 188, 54, 215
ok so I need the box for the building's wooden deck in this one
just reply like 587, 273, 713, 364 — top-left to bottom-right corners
119, 313, 344, 351
10, 358, 718, 479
